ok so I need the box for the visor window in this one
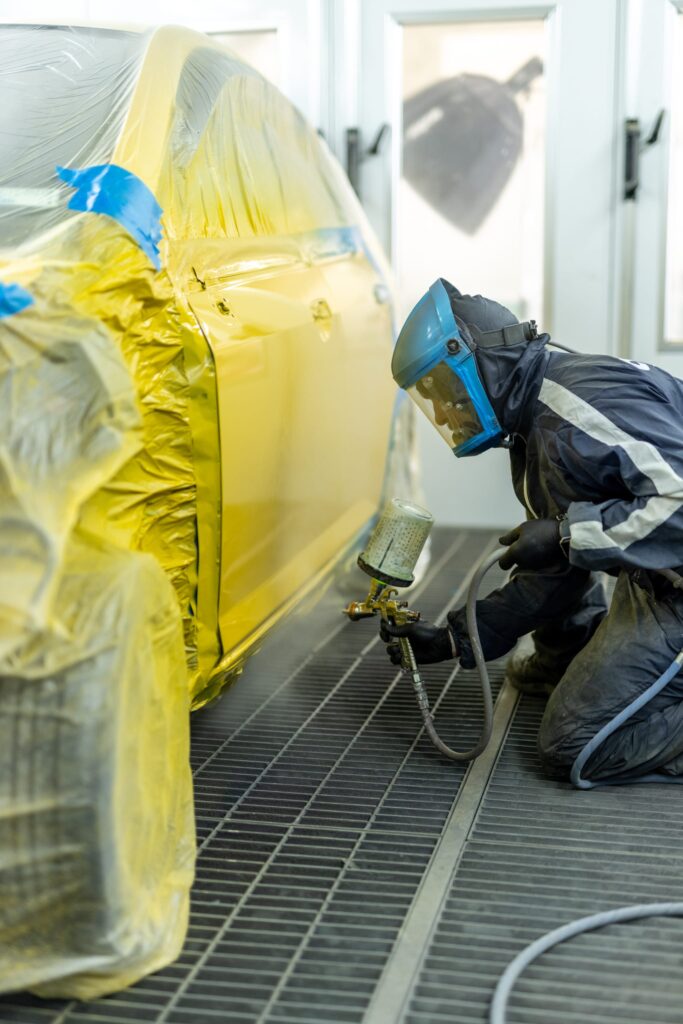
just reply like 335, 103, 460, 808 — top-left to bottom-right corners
411, 362, 483, 449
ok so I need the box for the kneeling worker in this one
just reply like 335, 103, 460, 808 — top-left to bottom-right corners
382, 279, 683, 784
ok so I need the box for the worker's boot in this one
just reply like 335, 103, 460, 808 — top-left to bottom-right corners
505, 652, 567, 696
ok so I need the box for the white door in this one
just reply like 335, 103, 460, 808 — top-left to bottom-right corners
357, 0, 623, 526
628, 0, 683, 378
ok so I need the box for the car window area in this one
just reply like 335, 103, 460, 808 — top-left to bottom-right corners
0, 25, 147, 248
159, 46, 351, 241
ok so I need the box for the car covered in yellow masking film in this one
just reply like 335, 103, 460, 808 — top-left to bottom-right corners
0, 24, 416, 999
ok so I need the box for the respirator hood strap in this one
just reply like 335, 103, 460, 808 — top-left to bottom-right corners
470, 320, 539, 349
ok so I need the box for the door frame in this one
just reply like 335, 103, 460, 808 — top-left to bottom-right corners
628, 0, 683, 374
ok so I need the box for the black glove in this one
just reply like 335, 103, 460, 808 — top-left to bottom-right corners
498, 519, 566, 571
379, 619, 456, 666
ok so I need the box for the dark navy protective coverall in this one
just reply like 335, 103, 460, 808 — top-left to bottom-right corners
447, 337, 683, 783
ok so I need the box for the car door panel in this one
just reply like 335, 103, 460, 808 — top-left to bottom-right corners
189, 239, 394, 663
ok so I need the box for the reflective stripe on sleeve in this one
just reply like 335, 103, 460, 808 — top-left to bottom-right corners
538, 378, 683, 550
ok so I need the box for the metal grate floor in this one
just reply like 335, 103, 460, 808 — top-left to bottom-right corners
400, 698, 683, 1024
1, 528, 682, 1024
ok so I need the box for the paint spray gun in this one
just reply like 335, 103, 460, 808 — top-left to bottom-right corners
343, 497, 431, 630
343, 498, 503, 762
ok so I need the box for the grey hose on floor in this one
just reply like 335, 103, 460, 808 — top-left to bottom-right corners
401, 548, 505, 762
490, 903, 683, 1024
492, 561, 683, 1020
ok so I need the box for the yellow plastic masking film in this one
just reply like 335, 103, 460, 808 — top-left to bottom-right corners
0, 21, 412, 995
0, 280, 194, 998
0, 533, 194, 1000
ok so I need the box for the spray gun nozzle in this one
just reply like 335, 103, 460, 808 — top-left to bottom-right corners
342, 600, 376, 621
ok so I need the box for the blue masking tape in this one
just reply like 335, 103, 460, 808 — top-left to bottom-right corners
56, 164, 163, 270
0, 282, 34, 318
307, 227, 360, 262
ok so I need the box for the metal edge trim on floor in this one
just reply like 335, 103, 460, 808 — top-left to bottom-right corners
362, 679, 520, 1024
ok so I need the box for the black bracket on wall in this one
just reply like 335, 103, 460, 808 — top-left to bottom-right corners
624, 109, 666, 200
345, 124, 390, 197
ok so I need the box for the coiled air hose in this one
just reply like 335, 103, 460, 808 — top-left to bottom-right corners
490, 902, 683, 1024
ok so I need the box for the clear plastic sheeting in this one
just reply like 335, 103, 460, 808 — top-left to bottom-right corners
0, 25, 146, 248
0, 21, 416, 996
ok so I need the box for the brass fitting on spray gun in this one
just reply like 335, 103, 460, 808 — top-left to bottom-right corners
343, 577, 431, 718
344, 581, 436, 724
343, 577, 420, 627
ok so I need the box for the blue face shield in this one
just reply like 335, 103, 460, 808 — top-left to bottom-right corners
392, 280, 504, 457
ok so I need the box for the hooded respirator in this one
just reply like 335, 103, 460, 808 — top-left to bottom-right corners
392, 279, 538, 457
